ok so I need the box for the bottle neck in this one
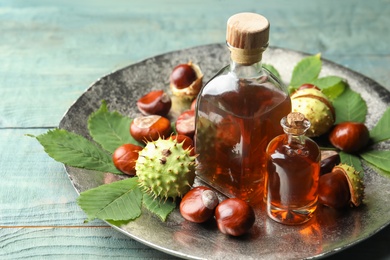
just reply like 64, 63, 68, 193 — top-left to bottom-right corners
228, 44, 265, 65
229, 59, 263, 78
228, 45, 266, 78
280, 115, 310, 148
286, 133, 306, 147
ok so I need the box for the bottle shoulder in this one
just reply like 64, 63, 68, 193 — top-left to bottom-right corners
200, 67, 288, 97
267, 135, 320, 161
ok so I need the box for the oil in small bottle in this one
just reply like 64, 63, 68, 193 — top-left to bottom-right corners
265, 112, 320, 224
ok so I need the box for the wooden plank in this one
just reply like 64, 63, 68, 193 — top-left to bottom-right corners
0, 128, 93, 226
0, 227, 178, 259
0, 0, 389, 259
0, 128, 178, 258
0, 224, 389, 259
0, 0, 389, 128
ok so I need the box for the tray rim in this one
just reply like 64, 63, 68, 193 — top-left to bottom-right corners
59, 43, 390, 260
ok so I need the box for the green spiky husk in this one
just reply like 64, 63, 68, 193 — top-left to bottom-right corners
333, 163, 364, 207
135, 138, 196, 199
291, 88, 335, 137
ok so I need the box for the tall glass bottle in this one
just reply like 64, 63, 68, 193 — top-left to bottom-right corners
265, 112, 320, 225
194, 13, 291, 205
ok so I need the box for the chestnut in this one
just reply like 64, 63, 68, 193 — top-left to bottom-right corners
180, 186, 219, 223
130, 115, 172, 142
166, 135, 195, 156
170, 62, 203, 99
170, 63, 197, 89
190, 98, 197, 111
175, 110, 195, 139
215, 198, 255, 236
329, 122, 369, 153
318, 169, 351, 209
112, 144, 143, 176
137, 90, 172, 116
297, 83, 320, 91
320, 150, 340, 175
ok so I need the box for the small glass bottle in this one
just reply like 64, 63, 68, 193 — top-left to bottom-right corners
194, 13, 291, 205
265, 112, 320, 225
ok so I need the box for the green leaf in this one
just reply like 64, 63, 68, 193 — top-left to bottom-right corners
142, 192, 176, 222
311, 76, 347, 100
332, 87, 367, 124
360, 150, 390, 172
340, 152, 363, 173
369, 108, 390, 144
34, 129, 122, 174
77, 177, 143, 222
290, 54, 322, 88
263, 64, 281, 79
88, 100, 143, 153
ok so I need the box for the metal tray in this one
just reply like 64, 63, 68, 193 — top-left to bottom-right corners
59, 44, 390, 260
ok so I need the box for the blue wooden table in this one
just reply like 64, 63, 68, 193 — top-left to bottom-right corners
1, 0, 389, 259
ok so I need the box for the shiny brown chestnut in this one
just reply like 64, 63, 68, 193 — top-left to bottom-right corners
320, 150, 340, 175
130, 115, 172, 142
170, 62, 203, 99
329, 122, 369, 153
112, 144, 143, 176
215, 198, 255, 236
166, 135, 195, 156
180, 186, 219, 223
170, 64, 197, 89
175, 110, 195, 139
297, 83, 321, 91
137, 90, 172, 116
318, 169, 351, 209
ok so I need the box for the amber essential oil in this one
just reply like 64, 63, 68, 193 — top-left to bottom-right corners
195, 72, 291, 204
195, 13, 291, 205
265, 112, 320, 224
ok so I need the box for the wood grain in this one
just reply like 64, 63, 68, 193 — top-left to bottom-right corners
0, 0, 389, 259
1, 0, 389, 128
0, 227, 178, 259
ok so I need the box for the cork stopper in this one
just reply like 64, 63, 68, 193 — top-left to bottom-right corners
226, 13, 270, 64
282, 112, 311, 135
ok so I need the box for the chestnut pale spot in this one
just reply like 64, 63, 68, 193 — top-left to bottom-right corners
201, 189, 219, 209
161, 92, 171, 102
134, 115, 161, 128
180, 186, 219, 223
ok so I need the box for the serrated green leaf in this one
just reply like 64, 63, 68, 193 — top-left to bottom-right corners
311, 76, 347, 100
35, 129, 121, 174
369, 108, 390, 144
340, 152, 363, 172
171, 121, 177, 135
333, 87, 367, 124
77, 177, 143, 222
360, 150, 390, 172
290, 54, 322, 88
142, 192, 176, 222
263, 64, 281, 79
88, 100, 143, 153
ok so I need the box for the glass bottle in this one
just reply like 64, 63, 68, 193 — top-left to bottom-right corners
265, 112, 320, 225
194, 13, 291, 205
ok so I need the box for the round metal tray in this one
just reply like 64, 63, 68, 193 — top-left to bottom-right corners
59, 44, 390, 260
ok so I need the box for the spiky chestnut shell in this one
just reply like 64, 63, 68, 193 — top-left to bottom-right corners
291, 88, 335, 137
135, 137, 196, 199
332, 163, 364, 207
